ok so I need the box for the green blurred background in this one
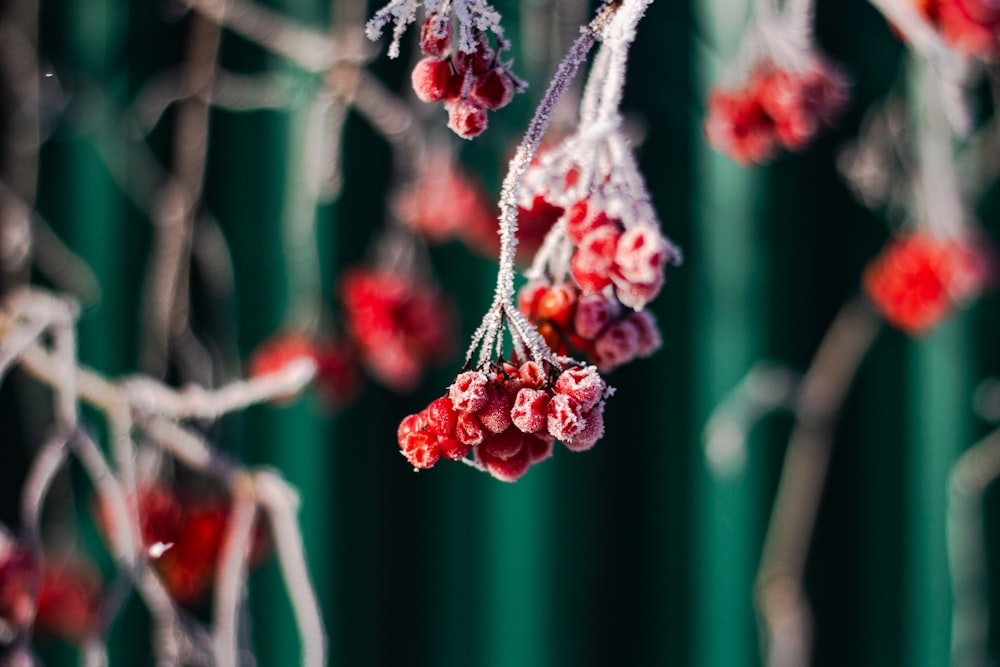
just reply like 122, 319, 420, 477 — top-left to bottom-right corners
2, 0, 1000, 664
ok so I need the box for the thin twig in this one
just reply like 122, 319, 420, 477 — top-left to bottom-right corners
755, 297, 881, 667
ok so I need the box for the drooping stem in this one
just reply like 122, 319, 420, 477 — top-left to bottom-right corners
755, 297, 881, 667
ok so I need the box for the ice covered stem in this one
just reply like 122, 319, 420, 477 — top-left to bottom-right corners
468, 0, 629, 367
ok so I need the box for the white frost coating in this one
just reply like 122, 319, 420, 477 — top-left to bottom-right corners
463, 5, 610, 368
367, 0, 508, 60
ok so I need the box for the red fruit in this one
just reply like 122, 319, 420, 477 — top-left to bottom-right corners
455, 410, 486, 446
476, 382, 513, 434
471, 68, 515, 110
481, 427, 525, 460
412, 57, 454, 103
704, 88, 777, 165
437, 435, 472, 460
419, 14, 452, 57
536, 322, 568, 356
449, 370, 490, 412
554, 366, 606, 411
573, 292, 613, 340
34, 562, 101, 642
0, 546, 36, 631
446, 98, 489, 139
453, 37, 495, 75
547, 393, 585, 442
516, 196, 564, 259
571, 226, 621, 292
525, 434, 555, 463
427, 397, 458, 436
593, 319, 641, 371
627, 309, 663, 358
401, 430, 441, 469
398, 411, 428, 443
562, 402, 605, 452
536, 283, 577, 327
511, 387, 550, 433
517, 279, 550, 317
566, 201, 613, 245
517, 360, 547, 389
476, 439, 532, 482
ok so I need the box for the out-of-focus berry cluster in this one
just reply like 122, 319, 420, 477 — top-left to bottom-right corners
518, 280, 661, 372
248, 331, 358, 406
916, 0, 1000, 59
398, 361, 613, 482
863, 231, 993, 334
133, 484, 270, 607
705, 58, 849, 165
0, 542, 102, 645
339, 267, 456, 392
411, 15, 522, 139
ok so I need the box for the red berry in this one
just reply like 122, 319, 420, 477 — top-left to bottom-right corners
481, 427, 525, 460
593, 319, 641, 371
412, 57, 453, 103
449, 370, 490, 412
517, 360, 546, 389
438, 435, 472, 460
476, 439, 532, 482
517, 279, 550, 317
476, 381, 513, 434
627, 310, 662, 358
571, 225, 621, 292
554, 366, 606, 411
511, 387, 550, 433
547, 393, 585, 442
446, 98, 489, 139
536, 283, 577, 327
419, 14, 452, 57
562, 402, 605, 452
573, 293, 614, 340
427, 397, 458, 436
566, 202, 612, 246
470, 68, 514, 110
455, 410, 486, 446
400, 430, 441, 469
525, 434, 555, 463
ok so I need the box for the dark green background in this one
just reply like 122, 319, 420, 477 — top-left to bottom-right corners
2, 0, 999, 664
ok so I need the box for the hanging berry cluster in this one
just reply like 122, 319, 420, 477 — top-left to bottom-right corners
863, 230, 992, 334
248, 331, 358, 406
704, 58, 849, 165
518, 280, 661, 371
339, 266, 456, 392
0, 541, 102, 645
411, 17, 523, 138
398, 360, 612, 481
132, 484, 270, 607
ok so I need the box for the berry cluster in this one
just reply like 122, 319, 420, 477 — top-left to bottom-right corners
137, 485, 269, 607
0, 543, 101, 644
863, 231, 992, 334
705, 59, 849, 165
411, 15, 521, 139
518, 279, 661, 372
398, 361, 613, 481
916, 0, 1000, 59
248, 331, 358, 407
340, 267, 456, 392
392, 152, 497, 249
561, 197, 676, 310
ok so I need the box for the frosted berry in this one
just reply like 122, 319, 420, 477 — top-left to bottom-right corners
511, 387, 550, 433
566, 201, 613, 245
517, 360, 547, 389
547, 393, 586, 442
437, 435, 472, 461
450, 370, 491, 412
401, 430, 442, 470
628, 309, 663, 358
573, 292, 614, 340
419, 14, 452, 57
446, 98, 489, 139
476, 381, 514, 433
476, 439, 532, 482
525, 434, 555, 463
536, 283, 578, 327
482, 427, 525, 460
427, 397, 458, 436
594, 319, 641, 372
412, 57, 454, 103
571, 225, 620, 292
563, 403, 605, 452
554, 365, 606, 411
455, 410, 486, 446
471, 68, 515, 110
